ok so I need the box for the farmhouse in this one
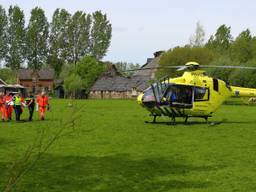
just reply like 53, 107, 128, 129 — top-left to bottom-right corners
89, 51, 163, 99
17, 68, 55, 94
89, 64, 131, 99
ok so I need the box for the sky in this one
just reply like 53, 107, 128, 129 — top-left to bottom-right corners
1, 0, 256, 64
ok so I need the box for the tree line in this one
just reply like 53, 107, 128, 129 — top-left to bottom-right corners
0, 5, 112, 77
157, 23, 256, 88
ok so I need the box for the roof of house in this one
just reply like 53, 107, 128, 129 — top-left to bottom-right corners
90, 51, 163, 93
18, 68, 55, 80
133, 55, 161, 77
90, 76, 131, 92
90, 64, 130, 92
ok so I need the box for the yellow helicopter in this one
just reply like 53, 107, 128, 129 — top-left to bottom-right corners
137, 61, 256, 124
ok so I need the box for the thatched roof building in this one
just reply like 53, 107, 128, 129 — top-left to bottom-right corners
89, 51, 164, 99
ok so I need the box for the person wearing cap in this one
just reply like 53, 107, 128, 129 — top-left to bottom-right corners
36, 91, 50, 120
25, 91, 35, 121
0, 92, 5, 121
13, 92, 23, 121
4, 91, 13, 121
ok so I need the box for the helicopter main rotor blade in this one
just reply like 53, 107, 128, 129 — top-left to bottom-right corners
120, 66, 183, 72
201, 65, 256, 70
120, 64, 256, 73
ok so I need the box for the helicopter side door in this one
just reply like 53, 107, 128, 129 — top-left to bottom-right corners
192, 87, 211, 115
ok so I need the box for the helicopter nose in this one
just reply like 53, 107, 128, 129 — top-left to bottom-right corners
137, 93, 144, 106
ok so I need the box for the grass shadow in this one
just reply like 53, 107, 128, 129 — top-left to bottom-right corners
0, 153, 222, 192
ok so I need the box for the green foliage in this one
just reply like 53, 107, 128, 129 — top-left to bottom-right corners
75, 56, 104, 91
64, 73, 83, 93
115, 62, 140, 76
157, 46, 217, 78
67, 11, 91, 64
6, 5, 26, 70
206, 24, 232, 54
229, 59, 256, 88
90, 11, 112, 60
26, 7, 49, 70
49, 8, 71, 76
0, 5, 7, 62
0, 68, 16, 84
230, 29, 253, 63
207, 56, 239, 82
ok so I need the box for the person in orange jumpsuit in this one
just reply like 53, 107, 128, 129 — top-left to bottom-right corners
0, 92, 5, 121
4, 91, 13, 121
36, 91, 50, 120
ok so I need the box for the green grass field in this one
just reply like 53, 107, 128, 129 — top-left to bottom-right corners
0, 99, 256, 192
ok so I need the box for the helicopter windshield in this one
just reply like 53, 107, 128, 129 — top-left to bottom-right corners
142, 82, 169, 103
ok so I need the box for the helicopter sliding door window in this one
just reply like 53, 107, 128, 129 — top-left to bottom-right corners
213, 78, 219, 92
194, 87, 209, 101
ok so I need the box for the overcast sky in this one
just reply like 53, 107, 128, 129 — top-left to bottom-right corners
1, 0, 256, 64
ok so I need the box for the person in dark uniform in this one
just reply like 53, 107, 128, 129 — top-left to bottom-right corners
25, 92, 35, 121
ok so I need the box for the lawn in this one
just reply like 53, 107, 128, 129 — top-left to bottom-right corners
0, 99, 256, 192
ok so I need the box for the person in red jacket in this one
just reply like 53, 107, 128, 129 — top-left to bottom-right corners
0, 92, 5, 121
4, 91, 13, 121
36, 91, 50, 120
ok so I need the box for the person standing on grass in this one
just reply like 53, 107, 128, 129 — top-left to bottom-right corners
4, 91, 13, 121
0, 92, 6, 121
25, 92, 35, 121
36, 91, 50, 120
13, 92, 23, 121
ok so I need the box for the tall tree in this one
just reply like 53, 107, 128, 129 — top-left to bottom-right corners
67, 11, 91, 64
230, 29, 253, 63
189, 21, 205, 47
206, 24, 232, 54
90, 11, 112, 60
0, 5, 7, 64
6, 6, 26, 70
26, 7, 49, 70
49, 8, 71, 76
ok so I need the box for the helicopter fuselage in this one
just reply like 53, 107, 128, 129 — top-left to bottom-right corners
138, 70, 256, 121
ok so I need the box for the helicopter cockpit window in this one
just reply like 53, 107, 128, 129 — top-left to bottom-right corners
164, 85, 193, 105
194, 87, 209, 101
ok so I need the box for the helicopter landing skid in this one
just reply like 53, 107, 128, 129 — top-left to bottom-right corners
145, 115, 158, 124
184, 116, 210, 124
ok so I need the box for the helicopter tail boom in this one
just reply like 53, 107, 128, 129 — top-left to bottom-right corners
231, 86, 256, 97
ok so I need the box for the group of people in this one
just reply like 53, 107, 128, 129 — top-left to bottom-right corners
0, 91, 50, 122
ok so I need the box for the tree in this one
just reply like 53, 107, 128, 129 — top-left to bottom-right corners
64, 73, 83, 98
206, 24, 232, 54
230, 29, 253, 63
6, 6, 26, 70
0, 5, 7, 64
26, 7, 49, 70
189, 21, 205, 47
0, 68, 16, 84
90, 11, 112, 60
67, 11, 91, 64
75, 56, 104, 91
49, 8, 71, 76
157, 46, 217, 78
115, 61, 140, 76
